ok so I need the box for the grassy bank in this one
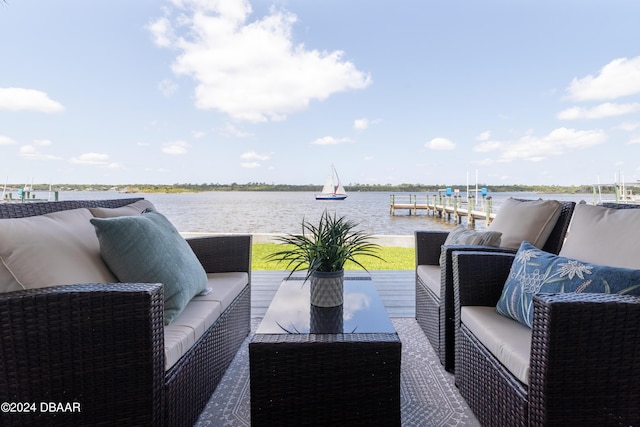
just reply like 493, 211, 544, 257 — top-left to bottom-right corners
252, 243, 415, 271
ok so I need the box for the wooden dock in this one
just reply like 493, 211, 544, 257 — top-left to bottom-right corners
389, 192, 497, 228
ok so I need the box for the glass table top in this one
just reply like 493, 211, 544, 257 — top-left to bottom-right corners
256, 278, 395, 334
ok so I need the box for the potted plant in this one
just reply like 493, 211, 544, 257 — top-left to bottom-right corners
267, 210, 383, 307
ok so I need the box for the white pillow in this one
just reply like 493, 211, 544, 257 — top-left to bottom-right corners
89, 199, 156, 218
559, 204, 640, 269
0, 208, 117, 291
488, 198, 562, 249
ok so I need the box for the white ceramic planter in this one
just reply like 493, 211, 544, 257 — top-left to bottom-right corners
310, 270, 344, 307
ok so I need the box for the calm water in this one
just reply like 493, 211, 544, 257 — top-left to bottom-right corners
46, 191, 593, 236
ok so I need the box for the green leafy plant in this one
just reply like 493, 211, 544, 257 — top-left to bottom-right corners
266, 210, 383, 281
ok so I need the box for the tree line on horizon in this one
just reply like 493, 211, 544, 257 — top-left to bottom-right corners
12, 182, 615, 194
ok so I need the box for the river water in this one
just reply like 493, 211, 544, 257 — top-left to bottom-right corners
48, 191, 593, 236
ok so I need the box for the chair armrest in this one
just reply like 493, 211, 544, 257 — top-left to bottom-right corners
0, 283, 165, 426
415, 230, 449, 266
187, 234, 252, 275
440, 245, 516, 295
530, 293, 640, 425
452, 250, 515, 308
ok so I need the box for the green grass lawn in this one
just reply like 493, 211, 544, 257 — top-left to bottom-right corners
252, 243, 415, 270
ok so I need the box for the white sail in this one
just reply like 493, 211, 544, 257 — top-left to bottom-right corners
321, 176, 335, 194
316, 166, 347, 200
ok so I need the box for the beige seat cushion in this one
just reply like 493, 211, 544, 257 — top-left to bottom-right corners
0, 208, 116, 292
163, 272, 248, 370
488, 198, 562, 249
416, 265, 441, 297
461, 306, 532, 385
559, 203, 640, 269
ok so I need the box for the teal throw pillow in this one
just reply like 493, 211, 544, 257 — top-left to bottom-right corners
90, 210, 207, 325
496, 241, 640, 328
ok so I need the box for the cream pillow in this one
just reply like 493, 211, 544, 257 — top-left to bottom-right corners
89, 199, 156, 218
0, 208, 117, 291
559, 204, 640, 269
488, 198, 562, 249
0, 259, 23, 293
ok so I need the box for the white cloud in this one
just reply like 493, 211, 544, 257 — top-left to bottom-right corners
218, 123, 253, 138
354, 118, 369, 130
192, 130, 206, 138
241, 162, 260, 168
628, 136, 640, 145
615, 121, 640, 132
158, 78, 179, 97
68, 152, 124, 169
241, 150, 271, 161
364, 155, 374, 161
162, 140, 189, 154
0, 88, 64, 113
473, 140, 502, 152
147, 17, 174, 48
149, 0, 371, 122
69, 152, 111, 165
565, 56, 640, 101
497, 127, 606, 162
311, 136, 353, 145
0, 135, 16, 145
557, 102, 640, 120
425, 137, 455, 150
476, 131, 491, 141
19, 145, 62, 161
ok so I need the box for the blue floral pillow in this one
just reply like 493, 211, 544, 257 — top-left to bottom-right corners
496, 241, 640, 328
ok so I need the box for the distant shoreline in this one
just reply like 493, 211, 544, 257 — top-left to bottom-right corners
3, 183, 623, 195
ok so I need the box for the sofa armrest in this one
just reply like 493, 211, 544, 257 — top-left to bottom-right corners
0, 283, 165, 426
415, 230, 449, 266
530, 293, 640, 426
187, 234, 252, 276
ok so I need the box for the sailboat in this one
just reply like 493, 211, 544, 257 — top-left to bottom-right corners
316, 165, 347, 201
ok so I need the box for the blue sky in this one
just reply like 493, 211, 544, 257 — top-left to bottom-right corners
1, 0, 639, 187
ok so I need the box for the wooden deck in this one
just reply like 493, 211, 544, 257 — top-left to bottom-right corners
251, 270, 415, 318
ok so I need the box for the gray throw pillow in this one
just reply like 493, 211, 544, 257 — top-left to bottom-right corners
439, 225, 502, 266
90, 210, 207, 325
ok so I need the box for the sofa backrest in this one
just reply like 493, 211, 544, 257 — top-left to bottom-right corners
0, 198, 147, 293
487, 199, 575, 254
0, 198, 143, 219
559, 202, 640, 269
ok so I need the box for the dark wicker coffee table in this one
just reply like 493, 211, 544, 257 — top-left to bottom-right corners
249, 277, 401, 426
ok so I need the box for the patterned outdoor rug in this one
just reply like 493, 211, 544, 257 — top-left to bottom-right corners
195, 318, 479, 426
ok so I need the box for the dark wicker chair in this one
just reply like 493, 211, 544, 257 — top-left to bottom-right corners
415, 200, 575, 371
452, 203, 640, 426
0, 199, 252, 427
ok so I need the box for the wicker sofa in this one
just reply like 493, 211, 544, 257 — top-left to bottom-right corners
415, 199, 575, 371
452, 202, 640, 426
0, 198, 251, 426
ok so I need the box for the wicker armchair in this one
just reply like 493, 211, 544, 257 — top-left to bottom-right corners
452, 202, 640, 426
415, 200, 575, 371
0, 199, 252, 426
452, 250, 640, 426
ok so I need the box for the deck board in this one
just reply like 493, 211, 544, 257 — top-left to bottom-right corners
251, 270, 415, 318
